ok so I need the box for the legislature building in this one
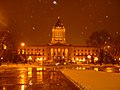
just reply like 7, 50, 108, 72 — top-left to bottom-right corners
18, 17, 99, 64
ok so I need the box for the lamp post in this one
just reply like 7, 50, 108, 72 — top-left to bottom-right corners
21, 42, 27, 63
94, 57, 98, 65
21, 42, 25, 47
0, 44, 7, 66
87, 55, 91, 64
118, 58, 120, 65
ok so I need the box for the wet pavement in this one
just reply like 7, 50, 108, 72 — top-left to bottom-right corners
0, 65, 120, 90
0, 67, 80, 90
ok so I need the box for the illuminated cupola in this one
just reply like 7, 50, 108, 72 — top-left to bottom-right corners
51, 16, 66, 44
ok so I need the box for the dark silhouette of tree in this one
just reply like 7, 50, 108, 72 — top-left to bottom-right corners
112, 34, 120, 64
87, 30, 112, 65
0, 30, 18, 63
87, 30, 112, 48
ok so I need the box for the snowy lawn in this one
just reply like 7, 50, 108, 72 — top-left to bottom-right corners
61, 69, 120, 90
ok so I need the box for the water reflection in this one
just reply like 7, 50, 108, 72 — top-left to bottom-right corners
21, 85, 25, 90
28, 67, 32, 78
1, 66, 119, 90
3, 86, 6, 90
36, 68, 43, 83
0, 67, 79, 90
37, 67, 43, 71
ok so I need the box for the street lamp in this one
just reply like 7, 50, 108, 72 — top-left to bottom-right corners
118, 58, 120, 65
107, 46, 110, 48
87, 55, 91, 64
87, 55, 91, 59
20, 42, 27, 63
21, 42, 25, 47
3, 44, 7, 50
94, 57, 98, 65
0, 44, 7, 66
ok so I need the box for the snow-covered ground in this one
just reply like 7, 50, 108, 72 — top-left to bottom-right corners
61, 69, 120, 90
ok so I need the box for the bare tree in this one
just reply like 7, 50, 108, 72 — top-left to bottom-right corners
87, 30, 112, 65
112, 34, 120, 64
0, 30, 18, 63
87, 30, 112, 48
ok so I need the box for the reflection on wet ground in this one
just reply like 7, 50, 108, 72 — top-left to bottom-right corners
0, 65, 120, 90
0, 67, 80, 90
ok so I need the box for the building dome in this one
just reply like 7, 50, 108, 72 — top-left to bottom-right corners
54, 16, 64, 28
51, 16, 66, 44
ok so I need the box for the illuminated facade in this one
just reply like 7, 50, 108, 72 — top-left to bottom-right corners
18, 17, 99, 64
51, 16, 66, 44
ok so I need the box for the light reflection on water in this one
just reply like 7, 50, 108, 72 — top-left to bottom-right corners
21, 85, 25, 90
28, 68, 32, 78
37, 68, 43, 83
3, 86, 6, 90
0, 66, 119, 90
